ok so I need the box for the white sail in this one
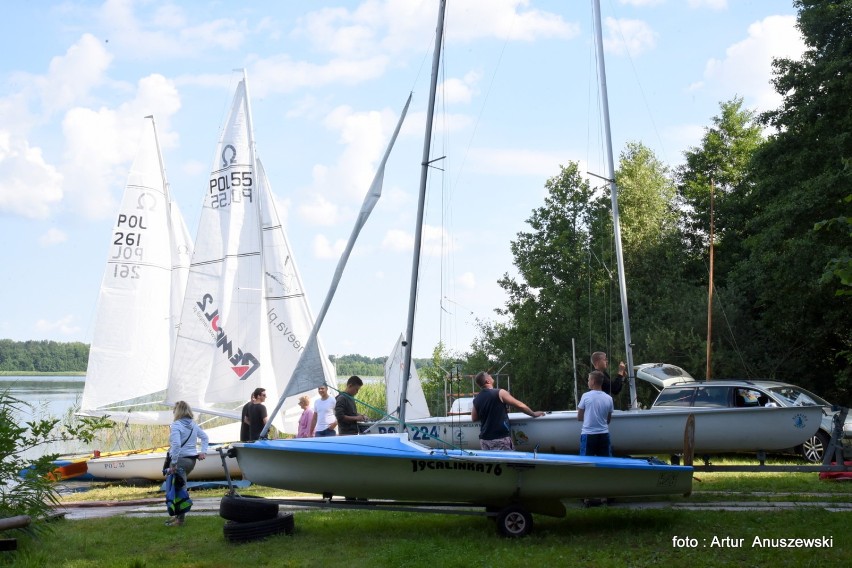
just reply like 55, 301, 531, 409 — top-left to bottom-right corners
81, 116, 192, 425
385, 333, 430, 420
167, 76, 269, 421
167, 73, 335, 434
258, 158, 336, 432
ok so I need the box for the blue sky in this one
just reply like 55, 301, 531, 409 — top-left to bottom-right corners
0, 0, 803, 358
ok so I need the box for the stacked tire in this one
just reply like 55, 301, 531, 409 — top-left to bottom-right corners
220, 494, 294, 543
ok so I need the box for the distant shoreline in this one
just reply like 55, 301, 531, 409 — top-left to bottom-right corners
0, 371, 86, 377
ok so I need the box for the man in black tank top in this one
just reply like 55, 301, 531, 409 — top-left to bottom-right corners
470, 371, 544, 450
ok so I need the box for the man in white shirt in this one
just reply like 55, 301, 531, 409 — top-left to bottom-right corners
577, 371, 614, 456
310, 385, 338, 437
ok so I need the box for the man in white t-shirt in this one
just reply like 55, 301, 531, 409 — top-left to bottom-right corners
310, 385, 338, 437
577, 370, 614, 456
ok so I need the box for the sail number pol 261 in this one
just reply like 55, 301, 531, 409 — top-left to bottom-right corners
111, 214, 147, 279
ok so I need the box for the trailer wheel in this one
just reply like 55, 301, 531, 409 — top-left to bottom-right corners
223, 513, 294, 543
219, 494, 278, 523
496, 506, 533, 538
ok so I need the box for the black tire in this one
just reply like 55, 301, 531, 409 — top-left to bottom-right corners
219, 494, 279, 523
496, 505, 533, 538
223, 513, 295, 543
800, 430, 830, 464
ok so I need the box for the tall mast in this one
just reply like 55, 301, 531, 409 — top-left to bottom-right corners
400, 0, 446, 426
706, 179, 715, 380
593, 0, 637, 409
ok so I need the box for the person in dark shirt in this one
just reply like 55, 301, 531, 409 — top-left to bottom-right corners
335, 376, 367, 435
591, 351, 626, 397
240, 387, 268, 441
470, 371, 543, 450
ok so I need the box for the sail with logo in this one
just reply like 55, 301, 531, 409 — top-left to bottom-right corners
80, 116, 193, 425
166, 71, 335, 433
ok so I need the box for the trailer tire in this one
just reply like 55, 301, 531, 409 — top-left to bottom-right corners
496, 505, 532, 538
219, 494, 278, 523
223, 513, 294, 543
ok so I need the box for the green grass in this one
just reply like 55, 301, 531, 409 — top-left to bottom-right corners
6, 507, 848, 567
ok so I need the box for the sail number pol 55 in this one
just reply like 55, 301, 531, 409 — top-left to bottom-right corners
209, 170, 253, 208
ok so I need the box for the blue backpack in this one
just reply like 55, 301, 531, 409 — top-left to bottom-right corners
164, 471, 193, 516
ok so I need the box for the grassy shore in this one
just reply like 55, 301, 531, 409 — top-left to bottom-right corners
4, 458, 849, 567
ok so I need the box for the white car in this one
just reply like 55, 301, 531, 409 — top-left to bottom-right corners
640, 365, 852, 463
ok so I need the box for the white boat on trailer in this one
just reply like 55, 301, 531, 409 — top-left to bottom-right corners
372, 362, 823, 457
230, 0, 693, 537
84, 444, 240, 482
382, 405, 823, 457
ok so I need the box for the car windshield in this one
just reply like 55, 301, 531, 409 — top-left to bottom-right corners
653, 386, 695, 407
767, 385, 830, 407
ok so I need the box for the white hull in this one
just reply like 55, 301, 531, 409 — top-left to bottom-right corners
372, 405, 823, 455
85, 446, 240, 481
233, 434, 691, 515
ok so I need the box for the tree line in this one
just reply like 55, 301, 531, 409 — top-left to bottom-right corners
0, 340, 436, 379
0, 339, 88, 373
453, 0, 851, 409
329, 354, 433, 377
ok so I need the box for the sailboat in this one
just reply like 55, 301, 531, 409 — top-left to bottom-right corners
164, 72, 336, 432
383, 333, 430, 421
50, 117, 194, 481
85, 74, 337, 482
80, 116, 192, 425
231, 0, 692, 536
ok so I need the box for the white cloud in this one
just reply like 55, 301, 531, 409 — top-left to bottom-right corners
422, 224, 453, 257
382, 228, 412, 252
299, 193, 340, 226
38, 33, 113, 116
383, 224, 452, 257
313, 233, 346, 259
296, 0, 577, 55
251, 55, 390, 97
458, 271, 476, 289
296, 104, 404, 229
702, 15, 804, 112
97, 0, 246, 59
0, 132, 64, 219
439, 71, 482, 105
60, 73, 181, 219
39, 228, 68, 246
444, 0, 580, 43
604, 17, 658, 56
35, 315, 81, 336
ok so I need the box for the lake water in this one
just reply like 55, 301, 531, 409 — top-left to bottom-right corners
1, 375, 87, 457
